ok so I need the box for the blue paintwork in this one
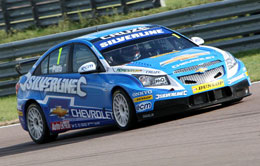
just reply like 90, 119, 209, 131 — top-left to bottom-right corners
17, 24, 251, 133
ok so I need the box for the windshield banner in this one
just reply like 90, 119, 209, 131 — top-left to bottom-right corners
94, 27, 172, 51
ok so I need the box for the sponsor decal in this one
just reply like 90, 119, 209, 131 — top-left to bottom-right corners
160, 52, 210, 66
17, 110, 23, 117
99, 29, 164, 48
130, 61, 152, 67
154, 77, 168, 85
114, 68, 142, 73
153, 76, 168, 85
96, 28, 168, 50
192, 79, 225, 94
51, 120, 71, 131
71, 121, 101, 128
38, 96, 113, 122
50, 106, 68, 118
17, 104, 22, 110
20, 76, 87, 97
196, 67, 208, 74
145, 70, 161, 74
134, 95, 153, 103
136, 101, 152, 112
115, 67, 162, 75
172, 56, 214, 69
151, 50, 179, 58
71, 108, 113, 120
156, 90, 187, 99
78, 62, 96, 72
51, 65, 63, 73
142, 113, 154, 118
100, 27, 151, 40
132, 90, 152, 97
228, 73, 246, 84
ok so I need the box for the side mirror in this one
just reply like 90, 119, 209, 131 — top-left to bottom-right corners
191, 37, 205, 45
78, 62, 97, 73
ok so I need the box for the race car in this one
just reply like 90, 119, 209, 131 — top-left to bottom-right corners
16, 24, 251, 143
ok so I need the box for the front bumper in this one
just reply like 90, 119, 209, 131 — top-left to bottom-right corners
137, 79, 251, 120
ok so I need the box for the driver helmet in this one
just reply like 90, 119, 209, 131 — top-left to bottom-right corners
123, 45, 141, 61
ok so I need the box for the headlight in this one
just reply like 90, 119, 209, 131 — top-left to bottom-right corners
225, 52, 237, 69
223, 51, 238, 78
134, 75, 170, 87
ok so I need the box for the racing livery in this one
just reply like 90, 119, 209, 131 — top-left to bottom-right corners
16, 24, 251, 143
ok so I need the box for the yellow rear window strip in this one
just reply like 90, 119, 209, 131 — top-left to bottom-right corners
57, 47, 63, 65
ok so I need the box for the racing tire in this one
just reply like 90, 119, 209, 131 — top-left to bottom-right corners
26, 103, 58, 144
112, 89, 137, 130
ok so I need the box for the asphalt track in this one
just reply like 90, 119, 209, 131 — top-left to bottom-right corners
0, 83, 260, 166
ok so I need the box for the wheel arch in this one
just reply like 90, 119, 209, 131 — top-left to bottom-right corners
111, 86, 133, 103
112, 86, 127, 95
23, 99, 42, 130
112, 85, 136, 107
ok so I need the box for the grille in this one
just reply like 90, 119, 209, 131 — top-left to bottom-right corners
174, 60, 221, 74
178, 66, 224, 85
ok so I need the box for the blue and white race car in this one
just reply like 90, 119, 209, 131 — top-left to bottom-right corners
16, 24, 251, 143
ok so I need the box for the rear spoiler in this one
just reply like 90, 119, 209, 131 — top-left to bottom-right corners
15, 56, 40, 75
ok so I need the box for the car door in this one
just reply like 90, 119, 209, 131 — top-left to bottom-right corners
63, 42, 114, 129
33, 44, 75, 131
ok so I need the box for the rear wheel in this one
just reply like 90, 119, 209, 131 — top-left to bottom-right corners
26, 103, 58, 144
112, 89, 136, 130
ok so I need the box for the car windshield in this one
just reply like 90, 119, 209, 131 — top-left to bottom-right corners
102, 35, 196, 66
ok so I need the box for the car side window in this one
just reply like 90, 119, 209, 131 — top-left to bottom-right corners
49, 45, 70, 74
73, 44, 97, 72
41, 57, 48, 75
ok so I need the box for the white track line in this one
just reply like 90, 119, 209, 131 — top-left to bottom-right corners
252, 81, 260, 84
1, 81, 260, 129
0, 123, 20, 129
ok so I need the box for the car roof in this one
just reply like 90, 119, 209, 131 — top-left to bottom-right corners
75, 24, 160, 41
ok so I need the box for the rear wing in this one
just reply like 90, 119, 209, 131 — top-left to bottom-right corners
15, 56, 40, 75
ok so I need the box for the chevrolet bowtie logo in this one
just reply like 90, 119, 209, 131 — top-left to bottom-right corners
50, 106, 68, 118
196, 67, 208, 73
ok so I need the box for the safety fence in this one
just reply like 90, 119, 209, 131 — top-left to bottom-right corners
0, 0, 163, 32
0, 0, 260, 96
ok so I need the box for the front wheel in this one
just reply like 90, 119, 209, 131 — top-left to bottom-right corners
26, 103, 58, 144
112, 89, 136, 130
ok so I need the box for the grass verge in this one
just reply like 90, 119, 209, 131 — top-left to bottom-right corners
235, 49, 260, 82
0, 95, 18, 125
0, 48, 259, 125
0, 0, 221, 44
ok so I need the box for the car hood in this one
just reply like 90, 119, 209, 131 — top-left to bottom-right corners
125, 46, 224, 75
